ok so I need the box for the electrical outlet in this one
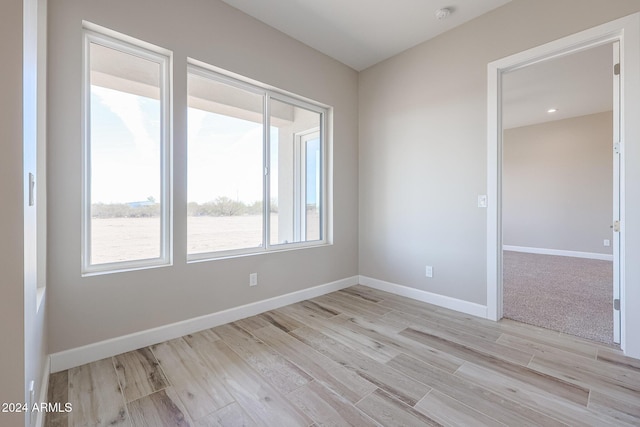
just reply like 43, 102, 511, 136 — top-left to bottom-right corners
425, 266, 433, 278
604, 239, 611, 247
249, 273, 258, 287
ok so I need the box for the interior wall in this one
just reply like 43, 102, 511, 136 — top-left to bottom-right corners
503, 112, 613, 255
0, 0, 27, 425
359, 0, 640, 305
47, 0, 358, 354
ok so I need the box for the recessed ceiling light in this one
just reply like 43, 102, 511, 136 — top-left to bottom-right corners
547, 108, 558, 113
435, 8, 452, 20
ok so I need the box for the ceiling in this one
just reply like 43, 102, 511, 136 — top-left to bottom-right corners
502, 43, 614, 129
220, 0, 611, 127
220, 0, 512, 71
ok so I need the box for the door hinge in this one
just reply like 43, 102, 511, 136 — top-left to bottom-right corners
613, 142, 620, 154
614, 63, 620, 76
614, 298, 620, 311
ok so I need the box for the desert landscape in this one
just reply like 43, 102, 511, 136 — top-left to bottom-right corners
90, 212, 319, 265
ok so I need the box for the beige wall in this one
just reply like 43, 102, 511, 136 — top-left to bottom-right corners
47, 0, 359, 354
359, 0, 640, 305
0, 0, 27, 424
503, 112, 613, 255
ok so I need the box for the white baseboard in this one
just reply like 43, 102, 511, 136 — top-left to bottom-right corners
359, 275, 488, 319
50, 276, 358, 373
503, 245, 613, 261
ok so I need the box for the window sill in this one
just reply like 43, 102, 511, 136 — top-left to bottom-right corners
187, 241, 331, 264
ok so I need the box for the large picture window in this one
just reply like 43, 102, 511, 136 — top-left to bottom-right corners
82, 28, 171, 274
187, 64, 329, 259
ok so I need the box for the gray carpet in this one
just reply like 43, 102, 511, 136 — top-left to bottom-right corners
503, 251, 614, 344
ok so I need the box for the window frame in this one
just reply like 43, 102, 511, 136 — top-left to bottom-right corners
81, 25, 173, 275
293, 128, 322, 243
186, 63, 330, 262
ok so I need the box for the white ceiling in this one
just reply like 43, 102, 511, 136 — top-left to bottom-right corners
502, 43, 614, 129
220, 0, 611, 127
220, 0, 512, 71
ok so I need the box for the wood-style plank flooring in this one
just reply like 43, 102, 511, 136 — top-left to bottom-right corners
46, 285, 640, 426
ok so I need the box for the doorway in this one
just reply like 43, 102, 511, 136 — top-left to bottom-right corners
500, 43, 618, 344
486, 14, 640, 354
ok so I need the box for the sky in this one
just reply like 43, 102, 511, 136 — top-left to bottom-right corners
91, 86, 161, 204
90, 85, 282, 205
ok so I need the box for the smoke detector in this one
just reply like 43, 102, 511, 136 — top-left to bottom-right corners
435, 8, 452, 20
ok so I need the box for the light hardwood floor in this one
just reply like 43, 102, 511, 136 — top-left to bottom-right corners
46, 285, 640, 426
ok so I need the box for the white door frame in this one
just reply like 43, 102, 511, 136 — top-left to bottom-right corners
487, 13, 640, 353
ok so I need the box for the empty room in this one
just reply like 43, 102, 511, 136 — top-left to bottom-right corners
2, 1, 640, 426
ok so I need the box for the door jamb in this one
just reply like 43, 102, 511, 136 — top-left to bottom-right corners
486, 14, 639, 353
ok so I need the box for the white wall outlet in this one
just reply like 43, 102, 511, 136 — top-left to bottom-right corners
478, 195, 487, 208
249, 273, 258, 287
425, 266, 433, 278
604, 239, 611, 247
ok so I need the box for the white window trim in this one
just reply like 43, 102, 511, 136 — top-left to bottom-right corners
293, 128, 321, 242
81, 25, 173, 275
186, 63, 331, 262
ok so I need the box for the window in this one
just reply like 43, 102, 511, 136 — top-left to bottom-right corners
187, 64, 329, 259
269, 99, 323, 246
82, 27, 171, 274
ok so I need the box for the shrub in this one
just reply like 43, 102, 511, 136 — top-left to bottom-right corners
92, 203, 160, 218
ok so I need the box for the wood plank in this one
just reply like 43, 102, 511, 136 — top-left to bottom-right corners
597, 348, 640, 372
559, 332, 621, 352
455, 362, 621, 427
387, 353, 564, 427
400, 327, 590, 406
497, 319, 597, 359
276, 303, 348, 329
151, 338, 234, 421
128, 388, 190, 427
68, 358, 129, 427
528, 352, 640, 405
497, 333, 592, 363
321, 291, 392, 316
415, 390, 505, 427
287, 380, 379, 427
384, 307, 503, 342
338, 287, 384, 303
212, 322, 312, 394
290, 326, 431, 406
182, 329, 221, 348
355, 389, 442, 427
386, 311, 532, 366
338, 315, 464, 374
234, 315, 272, 332
253, 325, 377, 403
292, 300, 341, 318
46, 370, 69, 427
380, 298, 507, 343
311, 294, 387, 320
114, 348, 169, 403
279, 306, 400, 364
195, 402, 258, 427
307, 296, 381, 322
259, 310, 305, 333
588, 390, 640, 426
192, 339, 311, 427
